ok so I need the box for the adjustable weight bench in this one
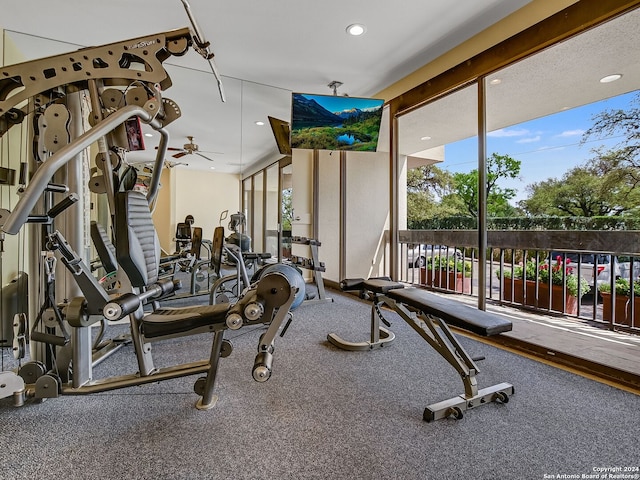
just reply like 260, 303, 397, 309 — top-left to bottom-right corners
330, 277, 514, 422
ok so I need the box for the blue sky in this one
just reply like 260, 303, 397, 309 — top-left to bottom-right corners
298, 93, 384, 113
441, 90, 637, 204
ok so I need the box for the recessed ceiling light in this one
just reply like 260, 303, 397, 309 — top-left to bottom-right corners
489, 78, 502, 85
210, 166, 216, 170
600, 74, 622, 83
144, 133, 153, 137
346, 24, 366, 36
255, 121, 265, 126
420, 136, 432, 141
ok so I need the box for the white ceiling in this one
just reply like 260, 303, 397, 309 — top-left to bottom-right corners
1, 0, 534, 173
396, 7, 640, 160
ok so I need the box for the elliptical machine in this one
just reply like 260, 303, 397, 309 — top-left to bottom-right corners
209, 211, 272, 305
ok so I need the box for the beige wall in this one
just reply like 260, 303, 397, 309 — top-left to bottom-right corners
152, 167, 176, 253
170, 168, 240, 252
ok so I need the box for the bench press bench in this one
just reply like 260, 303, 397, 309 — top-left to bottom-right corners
329, 277, 514, 422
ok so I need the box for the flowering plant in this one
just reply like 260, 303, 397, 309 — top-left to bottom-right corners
598, 277, 640, 297
500, 255, 589, 298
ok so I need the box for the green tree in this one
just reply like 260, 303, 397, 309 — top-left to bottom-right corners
406, 165, 459, 222
520, 167, 611, 216
281, 188, 293, 230
520, 158, 640, 217
406, 164, 454, 196
452, 153, 521, 217
581, 92, 640, 215
521, 93, 640, 217
582, 92, 640, 172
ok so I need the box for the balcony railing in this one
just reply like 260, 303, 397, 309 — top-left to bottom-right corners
396, 229, 640, 335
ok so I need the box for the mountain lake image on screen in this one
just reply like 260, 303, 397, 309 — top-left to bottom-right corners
291, 93, 384, 152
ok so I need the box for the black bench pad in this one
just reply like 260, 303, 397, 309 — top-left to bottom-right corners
340, 277, 404, 294
363, 278, 405, 294
386, 288, 512, 336
142, 304, 230, 338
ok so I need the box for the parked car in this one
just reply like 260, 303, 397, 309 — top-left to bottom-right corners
595, 257, 639, 289
408, 244, 463, 268
548, 251, 616, 292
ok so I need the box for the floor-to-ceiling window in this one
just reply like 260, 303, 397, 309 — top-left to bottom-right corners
397, 84, 478, 284
280, 162, 293, 261
394, 6, 640, 331
243, 177, 252, 239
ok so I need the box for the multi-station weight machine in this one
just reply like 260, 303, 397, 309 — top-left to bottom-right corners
0, 3, 303, 409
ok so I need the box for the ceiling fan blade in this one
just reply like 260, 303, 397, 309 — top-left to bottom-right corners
173, 151, 188, 159
155, 146, 183, 151
196, 152, 215, 162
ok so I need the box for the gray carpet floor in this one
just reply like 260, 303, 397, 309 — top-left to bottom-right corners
1, 290, 639, 479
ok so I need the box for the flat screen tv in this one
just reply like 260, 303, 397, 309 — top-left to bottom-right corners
291, 93, 384, 152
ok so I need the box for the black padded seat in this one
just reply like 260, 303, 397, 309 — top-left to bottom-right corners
141, 303, 231, 338
340, 276, 403, 293
363, 278, 405, 294
386, 288, 512, 336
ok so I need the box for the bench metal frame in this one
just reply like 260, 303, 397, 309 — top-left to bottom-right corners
327, 294, 395, 350
329, 279, 514, 421
379, 294, 513, 421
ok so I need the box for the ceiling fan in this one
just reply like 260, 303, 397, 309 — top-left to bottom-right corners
165, 136, 221, 162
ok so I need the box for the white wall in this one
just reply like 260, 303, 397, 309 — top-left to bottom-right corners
298, 149, 390, 284
317, 151, 341, 283
344, 151, 390, 280
290, 150, 314, 280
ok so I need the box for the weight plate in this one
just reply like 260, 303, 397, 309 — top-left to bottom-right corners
12, 336, 26, 360
101, 88, 124, 109
13, 313, 27, 336
18, 361, 47, 382
89, 174, 106, 194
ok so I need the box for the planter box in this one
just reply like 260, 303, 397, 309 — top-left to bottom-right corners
421, 268, 471, 294
537, 283, 579, 314
502, 278, 537, 307
600, 292, 639, 326
502, 278, 578, 315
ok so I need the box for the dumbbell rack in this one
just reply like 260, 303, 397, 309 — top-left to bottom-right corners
290, 236, 332, 303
